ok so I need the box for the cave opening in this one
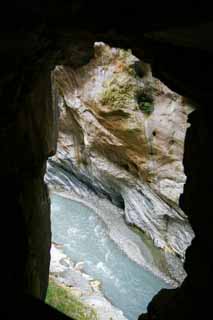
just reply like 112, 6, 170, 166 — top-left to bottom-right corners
1, 4, 213, 319
44, 42, 194, 320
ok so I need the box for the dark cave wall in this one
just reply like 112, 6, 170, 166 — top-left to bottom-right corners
0, 20, 96, 312
139, 108, 213, 319
19, 72, 58, 299
0, 71, 57, 304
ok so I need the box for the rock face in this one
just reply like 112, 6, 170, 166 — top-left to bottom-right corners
139, 108, 213, 320
1, 71, 57, 304
46, 43, 194, 264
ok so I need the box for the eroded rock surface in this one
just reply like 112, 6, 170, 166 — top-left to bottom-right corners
46, 43, 194, 276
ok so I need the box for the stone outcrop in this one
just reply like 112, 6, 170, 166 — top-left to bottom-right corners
46, 43, 194, 266
139, 108, 213, 320
1, 71, 57, 305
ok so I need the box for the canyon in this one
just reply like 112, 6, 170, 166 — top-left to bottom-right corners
1, 3, 213, 320
45, 43, 194, 318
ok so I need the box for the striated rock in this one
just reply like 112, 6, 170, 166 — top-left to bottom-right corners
46, 43, 194, 266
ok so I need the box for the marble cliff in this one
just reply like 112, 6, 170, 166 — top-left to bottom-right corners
46, 43, 194, 284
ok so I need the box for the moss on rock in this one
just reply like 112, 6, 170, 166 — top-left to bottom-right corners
137, 84, 154, 114
101, 80, 132, 108
100, 73, 139, 111
99, 47, 154, 116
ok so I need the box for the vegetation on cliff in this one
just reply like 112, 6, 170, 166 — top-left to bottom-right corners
137, 84, 154, 114
46, 277, 98, 320
100, 75, 137, 110
99, 46, 154, 115
48, 42, 194, 269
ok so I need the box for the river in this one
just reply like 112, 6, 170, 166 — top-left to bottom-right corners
50, 193, 170, 320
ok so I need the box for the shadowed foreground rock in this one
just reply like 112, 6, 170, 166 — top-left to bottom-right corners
0, 2, 213, 320
4, 295, 73, 320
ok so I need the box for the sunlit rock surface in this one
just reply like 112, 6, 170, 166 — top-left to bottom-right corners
46, 43, 194, 268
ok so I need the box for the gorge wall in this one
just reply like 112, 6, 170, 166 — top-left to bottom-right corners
46, 43, 194, 284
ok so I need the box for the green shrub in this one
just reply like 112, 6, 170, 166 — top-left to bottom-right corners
137, 85, 154, 114
46, 277, 97, 320
139, 101, 154, 114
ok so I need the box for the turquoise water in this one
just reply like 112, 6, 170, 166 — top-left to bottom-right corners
51, 193, 169, 320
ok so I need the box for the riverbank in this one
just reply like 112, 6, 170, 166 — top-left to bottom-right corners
49, 188, 185, 287
49, 191, 175, 319
46, 276, 98, 320
49, 243, 127, 320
